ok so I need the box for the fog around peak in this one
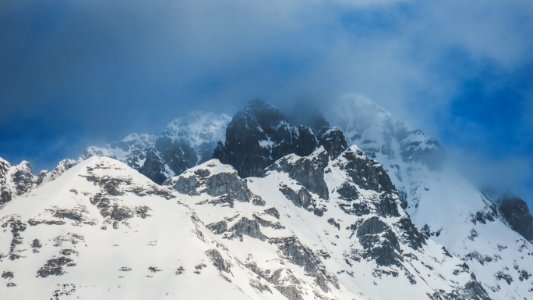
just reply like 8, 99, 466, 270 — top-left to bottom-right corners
0, 0, 531, 203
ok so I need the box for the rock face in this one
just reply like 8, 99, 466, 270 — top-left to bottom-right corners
0, 158, 37, 205
498, 195, 533, 242
213, 100, 348, 178
86, 112, 231, 184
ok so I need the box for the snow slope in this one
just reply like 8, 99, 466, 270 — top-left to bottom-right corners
0, 157, 297, 299
167, 146, 489, 299
330, 95, 533, 299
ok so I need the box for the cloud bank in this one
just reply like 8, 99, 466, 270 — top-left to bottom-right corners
0, 0, 532, 201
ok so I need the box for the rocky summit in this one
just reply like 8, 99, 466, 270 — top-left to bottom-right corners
1, 99, 532, 299
213, 100, 347, 178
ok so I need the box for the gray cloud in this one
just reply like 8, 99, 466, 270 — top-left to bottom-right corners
1, 0, 532, 201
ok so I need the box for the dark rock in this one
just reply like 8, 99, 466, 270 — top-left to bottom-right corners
270, 236, 320, 274
60, 249, 77, 256
337, 182, 359, 201
214, 100, 319, 177
37, 257, 75, 277
317, 128, 347, 158
53, 209, 84, 222
429, 280, 491, 300
263, 207, 280, 219
230, 218, 267, 240
356, 217, 402, 267
518, 270, 530, 281
396, 217, 426, 250
207, 220, 228, 235
148, 266, 162, 273
327, 218, 340, 230
28, 219, 65, 226
253, 214, 285, 230
495, 271, 513, 285
194, 263, 207, 274
497, 195, 533, 242
276, 284, 304, 300
375, 194, 400, 217
356, 217, 389, 237
137, 137, 198, 184
109, 205, 133, 222
1, 216, 27, 260
137, 150, 168, 184
206, 249, 231, 273
170, 176, 200, 195
461, 281, 491, 300
214, 100, 349, 179
32, 239, 42, 251
0, 190, 11, 205
175, 266, 185, 275
11, 164, 34, 195
339, 202, 371, 216
342, 149, 395, 193
1, 271, 14, 279
252, 197, 266, 206
205, 173, 254, 202
273, 152, 330, 200
135, 206, 151, 219
471, 202, 498, 225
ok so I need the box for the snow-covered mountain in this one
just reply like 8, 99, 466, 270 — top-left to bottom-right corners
86, 112, 230, 184
0, 156, 303, 299
329, 95, 533, 298
1, 145, 487, 299
1, 99, 532, 299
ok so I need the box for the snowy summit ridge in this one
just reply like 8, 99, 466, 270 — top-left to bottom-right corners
86, 112, 231, 184
1, 99, 532, 299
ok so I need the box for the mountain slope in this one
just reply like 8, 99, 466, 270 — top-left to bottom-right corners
3, 99, 532, 299
167, 145, 489, 299
330, 95, 533, 299
0, 156, 296, 299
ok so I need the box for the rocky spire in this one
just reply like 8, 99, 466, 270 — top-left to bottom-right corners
213, 100, 347, 177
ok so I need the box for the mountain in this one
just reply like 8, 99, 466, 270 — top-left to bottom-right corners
1, 150, 487, 299
330, 95, 533, 298
167, 144, 490, 299
0, 156, 309, 299
86, 112, 231, 184
1, 99, 532, 299
213, 100, 344, 178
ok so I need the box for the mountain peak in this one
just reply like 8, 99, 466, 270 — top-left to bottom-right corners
214, 100, 347, 177
86, 111, 231, 184
0, 157, 37, 205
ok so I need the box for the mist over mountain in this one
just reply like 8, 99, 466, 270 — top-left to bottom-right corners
1, 99, 533, 299
1, 0, 532, 299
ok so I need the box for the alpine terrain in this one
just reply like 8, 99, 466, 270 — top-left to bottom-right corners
1, 100, 532, 299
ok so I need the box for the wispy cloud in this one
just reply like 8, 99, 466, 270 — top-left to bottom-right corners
0, 0, 532, 200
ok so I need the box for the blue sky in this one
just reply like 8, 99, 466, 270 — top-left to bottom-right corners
1, 0, 532, 203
